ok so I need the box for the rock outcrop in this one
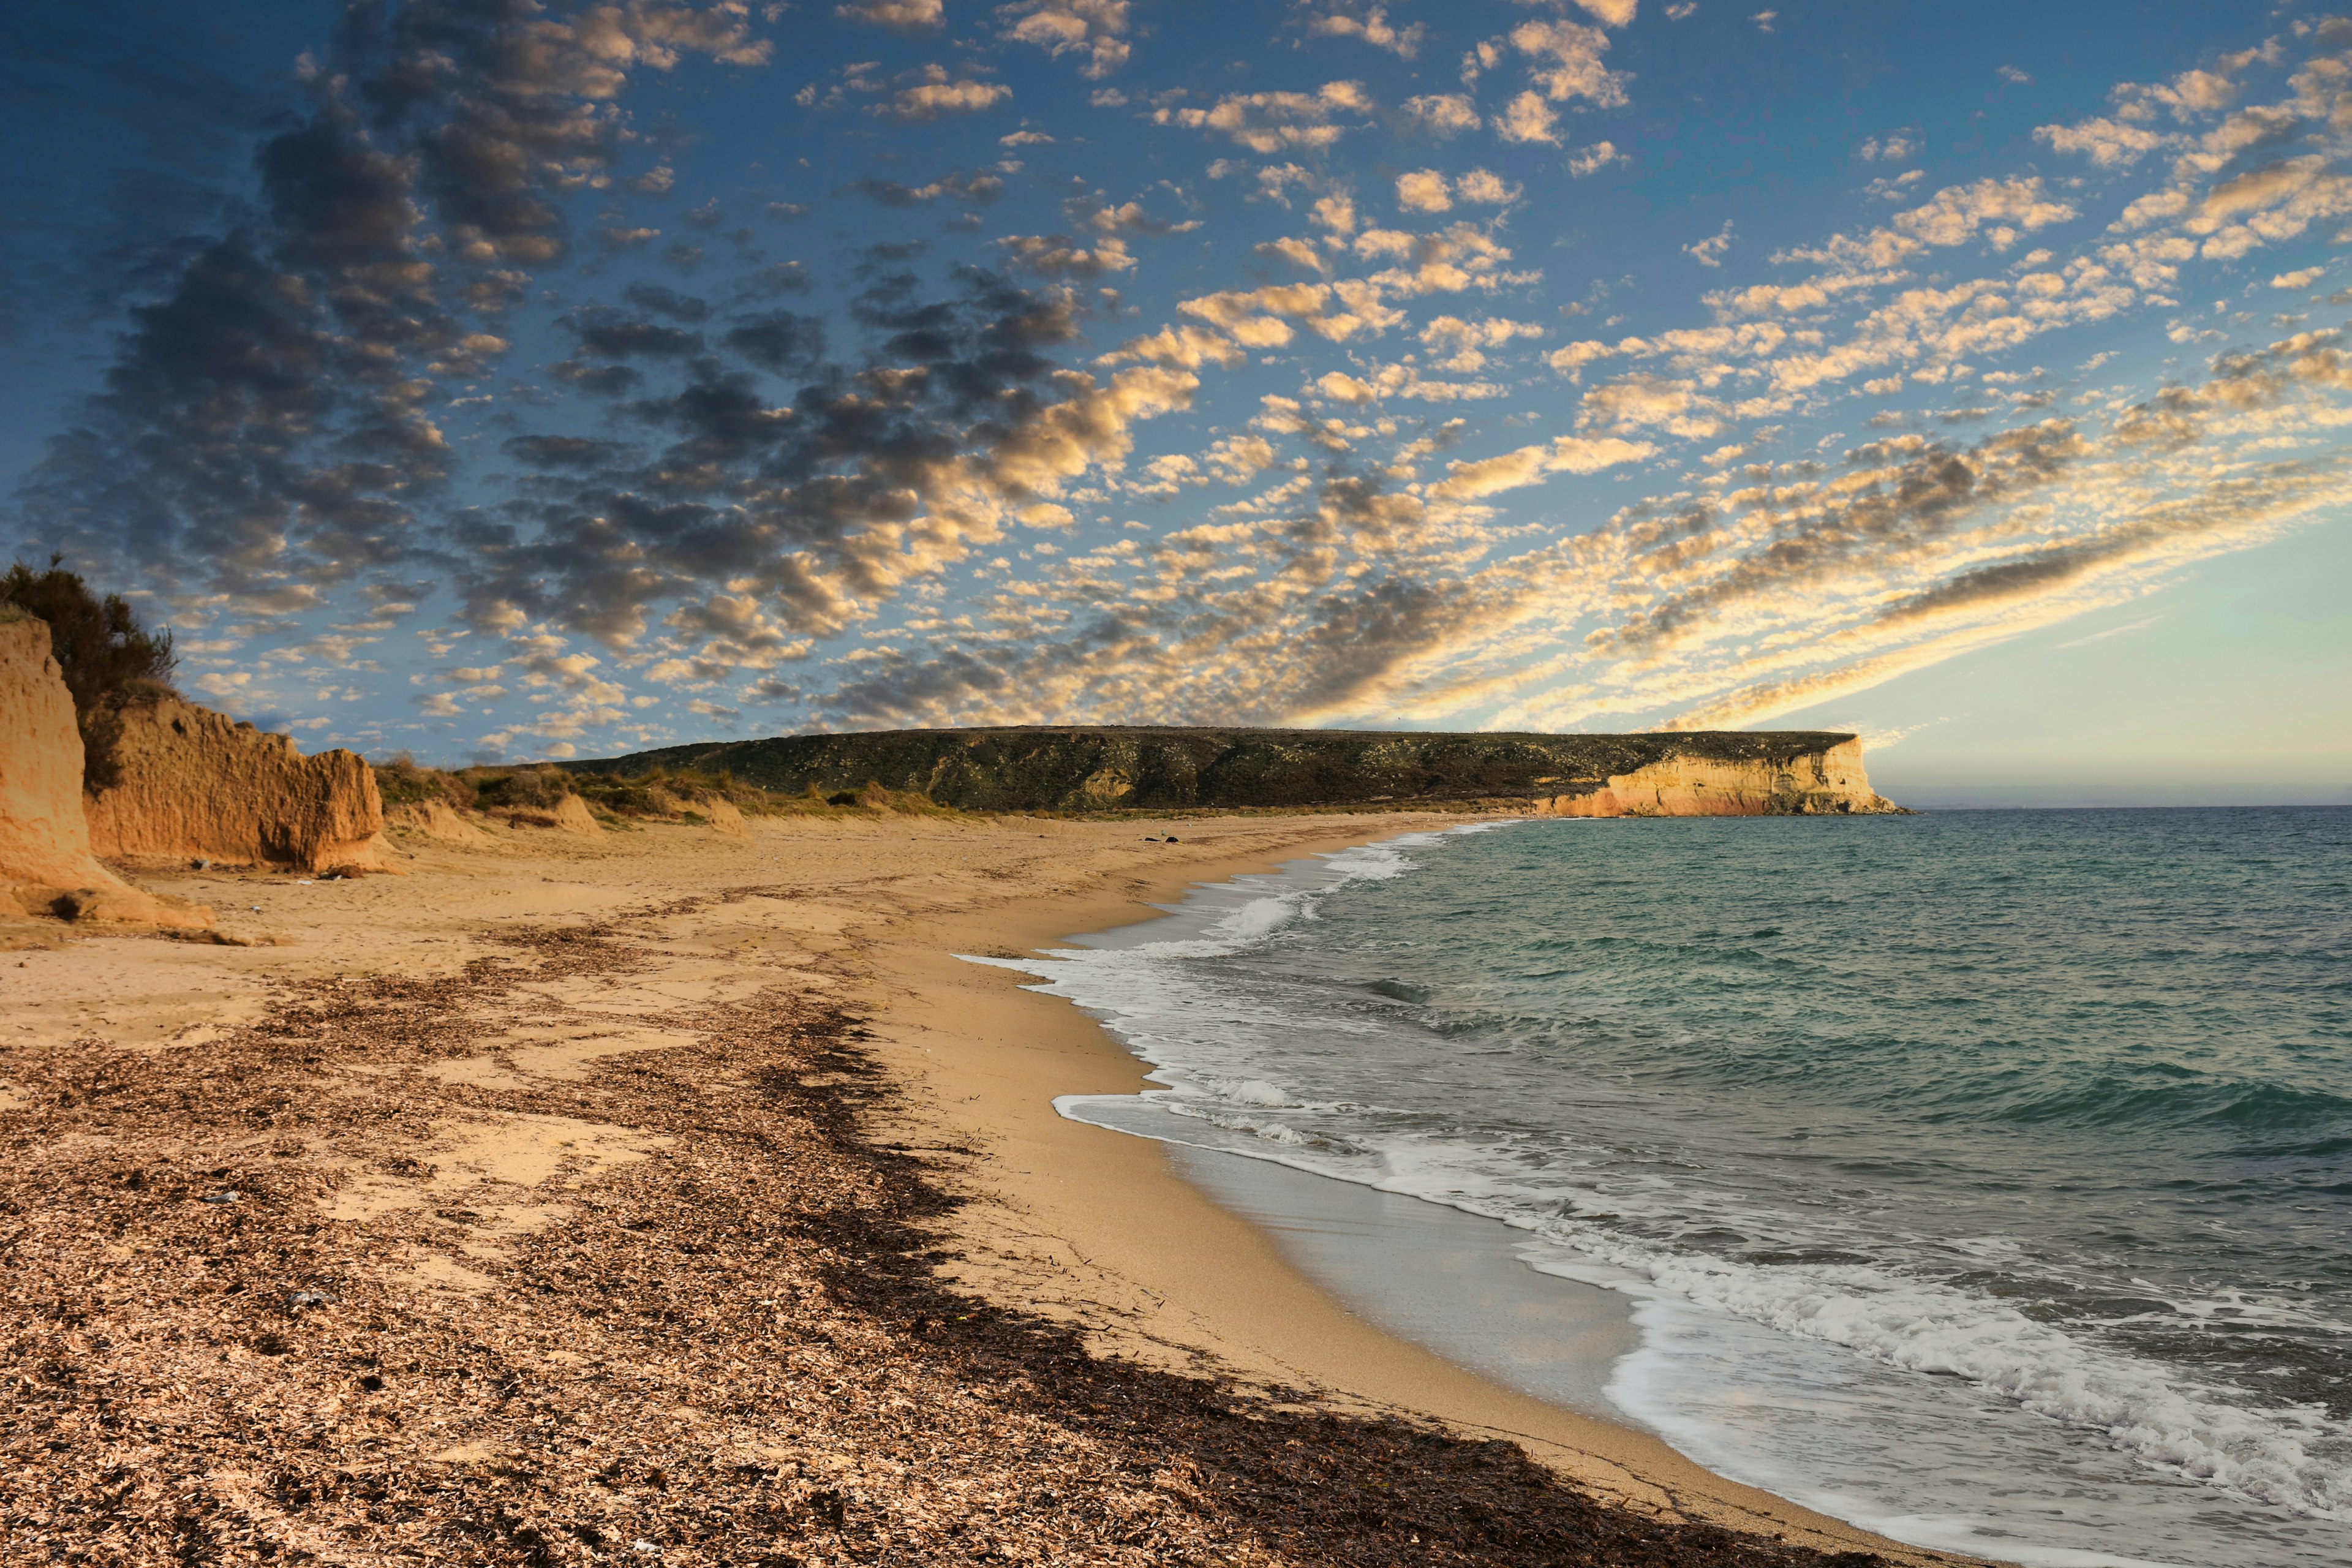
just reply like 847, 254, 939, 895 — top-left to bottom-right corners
1531, 736, 1899, 817
0, 609, 211, 927
571, 726, 1906, 816
83, 695, 395, 873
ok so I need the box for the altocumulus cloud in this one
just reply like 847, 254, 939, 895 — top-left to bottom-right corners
7, 1, 2351, 758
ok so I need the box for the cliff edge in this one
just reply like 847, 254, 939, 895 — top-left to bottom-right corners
571, 726, 1904, 816
85, 695, 394, 873
0, 609, 209, 927
1531, 736, 1897, 817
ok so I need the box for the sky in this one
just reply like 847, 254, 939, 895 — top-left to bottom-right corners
4, 0, 2348, 804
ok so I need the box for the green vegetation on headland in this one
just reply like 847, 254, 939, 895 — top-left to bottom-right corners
562, 726, 1872, 814
372, 755, 966, 826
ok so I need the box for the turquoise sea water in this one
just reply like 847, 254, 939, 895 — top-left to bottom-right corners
989, 809, 2352, 1568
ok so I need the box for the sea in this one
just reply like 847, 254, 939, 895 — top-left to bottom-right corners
974, 809, 2352, 1568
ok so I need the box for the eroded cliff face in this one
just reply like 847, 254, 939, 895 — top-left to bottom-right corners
1532, 737, 1900, 818
83, 696, 394, 873
0, 611, 210, 927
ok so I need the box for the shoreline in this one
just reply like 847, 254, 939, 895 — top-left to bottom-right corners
2, 805, 1971, 1563
849, 815, 1964, 1564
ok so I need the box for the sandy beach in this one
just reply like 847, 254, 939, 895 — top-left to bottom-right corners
2, 807, 1962, 1564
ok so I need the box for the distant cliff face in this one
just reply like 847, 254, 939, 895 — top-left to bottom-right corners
83, 695, 393, 873
1532, 737, 1898, 817
572, 726, 1905, 816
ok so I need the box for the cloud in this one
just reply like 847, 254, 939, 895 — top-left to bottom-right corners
1256, 236, 1330, 273
1684, 220, 1735, 266
876, 73, 1012, 121
1302, 4, 1425, 58
1580, 372, 1725, 438
1156, 81, 1376, 153
1312, 193, 1358, 233
1001, 1, 1135, 80
1508, 17, 1629, 108
2035, 116, 2168, 167
1431, 434, 1655, 497
1496, 91, 1560, 145
1177, 279, 1402, 346
998, 232, 1137, 277
20, 0, 2352, 760
1420, 314, 1544, 371
10, 0, 774, 610
1455, 169, 1522, 203
1401, 94, 1481, 137
845, 169, 1006, 205
1785, 176, 2078, 269
722, 310, 827, 372
1396, 170, 1453, 213
835, 0, 944, 30
1568, 141, 1624, 176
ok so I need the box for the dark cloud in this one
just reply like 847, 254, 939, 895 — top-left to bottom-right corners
729, 261, 815, 300
622, 282, 711, 322
11, 0, 772, 606
504, 435, 629, 469
723, 311, 828, 372
549, 360, 645, 397
843, 170, 1005, 206
464, 265, 1119, 652
567, 305, 707, 359
1877, 548, 2097, 624
1287, 575, 1474, 717
1593, 420, 2087, 655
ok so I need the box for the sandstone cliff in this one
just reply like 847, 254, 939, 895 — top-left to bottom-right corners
83, 695, 394, 873
572, 726, 1904, 816
1531, 736, 1899, 817
0, 609, 210, 927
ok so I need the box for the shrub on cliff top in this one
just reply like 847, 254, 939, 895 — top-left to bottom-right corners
372, 755, 478, 811
1, 557, 178, 710
465, 765, 576, 810
2, 557, 178, 789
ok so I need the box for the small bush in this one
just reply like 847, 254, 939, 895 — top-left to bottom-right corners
563, 765, 965, 823
372, 755, 477, 810
465, 765, 575, 810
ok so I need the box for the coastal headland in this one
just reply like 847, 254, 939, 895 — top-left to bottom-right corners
569, 725, 1905, 818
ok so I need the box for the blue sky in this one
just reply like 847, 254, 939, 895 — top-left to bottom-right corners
4, 0, 2347, 802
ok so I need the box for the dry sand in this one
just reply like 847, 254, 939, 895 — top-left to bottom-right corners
1, 807, 1970, 1565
